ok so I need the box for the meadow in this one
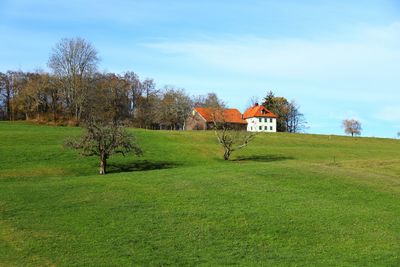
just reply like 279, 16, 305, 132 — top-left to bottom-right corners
1, 122, 400, 266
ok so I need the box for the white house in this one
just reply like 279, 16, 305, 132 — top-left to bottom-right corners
243, 103, 277, 132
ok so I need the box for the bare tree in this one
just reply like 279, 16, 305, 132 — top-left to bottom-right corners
0, 71, 22, 121
124, 71, 142, 119
48, 37, 99, 121
66, 122, 142, 174
212, 108, 255, 160
286, 100, 307, 133
246, 96, 260, 109
193, 93, 226, 109
342, 119, 362, 137
159, 87, 193, 130
136, 78, 159, 129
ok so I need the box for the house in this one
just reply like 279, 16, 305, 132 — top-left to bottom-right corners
185, 104, 277, 132
243, 103, 277, 132
185, 107, 247, 130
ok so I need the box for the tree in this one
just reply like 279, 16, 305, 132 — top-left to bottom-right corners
286, 100, 307, 133
397, 132, 400, 139
48, 37, 99, 121
66, 122, 142, 174
212, 108, 255, 160
124, 71, 142, 119
15, 72, 51, 120
0, 71, 23, 121
262, 91, 290, 132
158, 87, 193, 130
262, 91, 307, 132
136, 78, 159, 129
246, 96, 259, 109
86, 73, 131, 124
342, 119, 362, 137
193, 93, 225, 109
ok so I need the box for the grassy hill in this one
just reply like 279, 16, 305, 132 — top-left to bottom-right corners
1, 122, 400, 266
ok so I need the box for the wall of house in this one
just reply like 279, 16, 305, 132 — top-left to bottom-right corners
185, 113, 207, 130
246, 117, 276, 132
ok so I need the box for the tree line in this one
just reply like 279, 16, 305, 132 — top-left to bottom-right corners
0, 38, 225, 129
0, 37, 307, 133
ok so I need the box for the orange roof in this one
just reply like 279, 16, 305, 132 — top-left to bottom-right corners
243, 104, 277, 119
194, 107, 247, 124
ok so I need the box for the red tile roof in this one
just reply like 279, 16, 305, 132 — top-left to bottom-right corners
194, 107, 247, 124
243, 104, 277, 119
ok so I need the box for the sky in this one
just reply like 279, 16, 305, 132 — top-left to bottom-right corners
1, 0, 400, 138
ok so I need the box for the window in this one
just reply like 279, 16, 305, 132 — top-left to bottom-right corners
259, 126, 262, 130
264, 126, 267, 130
270, 126, 273, 131
270, 118, 273, 123
259, 118, 262, 122
251, 126, 253, 131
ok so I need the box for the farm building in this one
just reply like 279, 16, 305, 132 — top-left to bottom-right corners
243, 103, 277, 132
185, 104, 277, 132
185, 107, 247, 130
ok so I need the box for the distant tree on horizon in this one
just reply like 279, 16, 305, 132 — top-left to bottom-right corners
342, 119, 362, 137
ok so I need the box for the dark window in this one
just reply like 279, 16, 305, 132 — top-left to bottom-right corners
259, 118, 262, 122
264, 126, 267, 130
270, 126, 273, 130
259, 126, 262, 130
270, 118, 273, 123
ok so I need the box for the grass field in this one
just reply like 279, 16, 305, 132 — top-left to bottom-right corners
1, 122, 400, 266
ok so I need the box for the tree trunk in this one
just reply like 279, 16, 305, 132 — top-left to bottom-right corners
99, 157, 107, 175
223, 149, 231, 160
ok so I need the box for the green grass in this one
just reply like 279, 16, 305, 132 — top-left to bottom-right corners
1, 122, 400, 266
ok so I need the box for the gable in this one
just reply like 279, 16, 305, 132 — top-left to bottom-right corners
243, 105, 277, 119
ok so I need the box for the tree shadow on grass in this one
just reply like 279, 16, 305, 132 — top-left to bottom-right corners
233, 155, 295, 162
108, 160, 181, 174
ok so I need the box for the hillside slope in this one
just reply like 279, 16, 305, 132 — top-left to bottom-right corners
1, 122, 400, 266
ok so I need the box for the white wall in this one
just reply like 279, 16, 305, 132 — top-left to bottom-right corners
246, 117, 276, 132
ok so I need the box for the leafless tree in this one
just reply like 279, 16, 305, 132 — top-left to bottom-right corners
342, 119, 362, 137
0, 71, 21, 120
286, 100, 307, 133
136, 78, 159, 129
212, 108, 255, 160
124, 71, 142, 119
158, 86, 193, 130
48, 37, 99, 121
193, 93, 226, 109
246, 96, 260, 109
65, 122, 142, 175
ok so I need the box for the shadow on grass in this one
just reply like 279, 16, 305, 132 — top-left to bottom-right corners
108, 160, 180, 174
233, 155, 295, 162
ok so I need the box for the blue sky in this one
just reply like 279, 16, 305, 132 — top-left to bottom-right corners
1, 0, 400, 137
